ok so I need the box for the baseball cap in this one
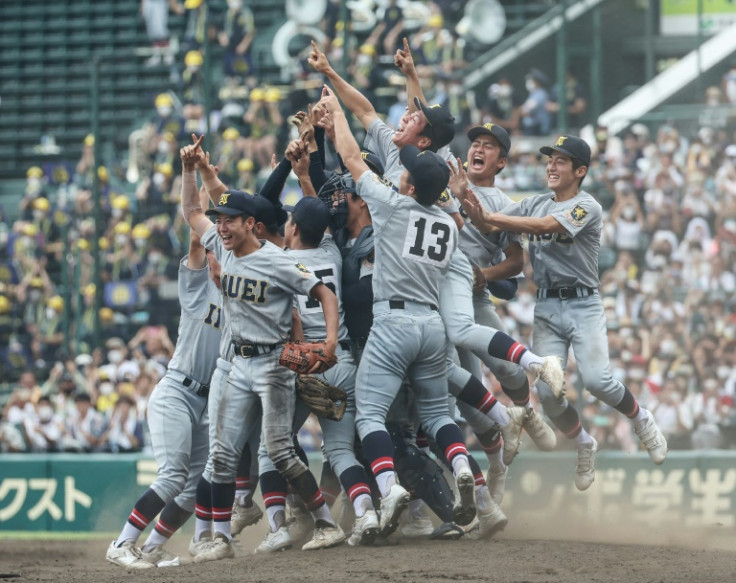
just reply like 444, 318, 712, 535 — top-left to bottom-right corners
539, 135, 591, 167
467, 122, 511, 154
289, 197, 330, 234
205, 189, 257, 217
399, 145, 451, 204
414, 97, 455, 151
252, 195, 287, 228
361, 151, 384, 177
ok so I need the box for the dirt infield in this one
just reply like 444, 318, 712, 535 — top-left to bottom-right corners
2, 521, 735, 583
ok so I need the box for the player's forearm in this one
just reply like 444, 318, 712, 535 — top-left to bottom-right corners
181, 169, 210, 236
404, 68, 424, 112
481, 257, 522, 282
481, 213, 560, 236
331, 109, 363, 177
198, 164, 227, 203
322, 68, 376, 128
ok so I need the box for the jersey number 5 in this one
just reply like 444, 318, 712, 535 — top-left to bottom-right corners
403, 212, 452, 267
299, 266, 337, 314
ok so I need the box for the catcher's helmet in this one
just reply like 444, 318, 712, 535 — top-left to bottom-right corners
317, 171, 357, 232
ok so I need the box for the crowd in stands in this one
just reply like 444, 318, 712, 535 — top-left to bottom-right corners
1, 0, 736, 454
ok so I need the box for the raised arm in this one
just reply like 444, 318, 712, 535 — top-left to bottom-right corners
394, 37, 424, 112
308, 41, 378, 130
314, 86, 369, 183
186, 182, 210, 269
180, 135, 213, 237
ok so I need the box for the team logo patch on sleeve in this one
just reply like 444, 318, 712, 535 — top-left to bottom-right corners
295, 262, 313, 277
567, 204, 588, 226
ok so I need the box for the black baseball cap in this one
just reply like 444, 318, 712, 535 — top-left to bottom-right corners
205, 189, 257, 216
253, 195, 288, 228
540, 135, 591, 167
361, 151, 384, 177
414, 97, 455, 151
289, 196, 330, 234
467, 122, 511, 154
399, 145, 451, 204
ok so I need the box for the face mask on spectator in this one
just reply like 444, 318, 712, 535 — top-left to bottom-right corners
29, 290, 42, 302
134, 238, 147, 249
99, 381, 114, 395
622, 206, 636, 220
38, 405, 53, 422
108, 350, 123, 364
45, 307, 56, 319
659, 339, 677, 356
157, 141, 170, 155
149, 251, 163, 264
157, 106, 172, 117
718, 366, 731, 379
228, 0, 242, 8
525, 79, 535, 92
152, 172, 167, 188
115, 233, 128, 246
33, 209, 45, 221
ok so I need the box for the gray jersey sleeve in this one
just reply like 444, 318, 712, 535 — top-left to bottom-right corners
200, 225, 222, 258
365, 118, 400, 174
178, 256, 212, 315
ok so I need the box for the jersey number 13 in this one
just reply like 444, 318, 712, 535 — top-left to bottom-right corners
402, 211, 453, 267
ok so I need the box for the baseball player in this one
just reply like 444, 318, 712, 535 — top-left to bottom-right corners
253, 195, 379, 551
456, 134, 669, 490
179, 137, 345, 560
447, 122, 560, 498
316, 85, 478, 537
106, 203, 222, 568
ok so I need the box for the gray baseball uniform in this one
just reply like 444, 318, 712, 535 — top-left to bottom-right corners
201, 226, 321, 485
147, 256, 221, 511
499, 191, 623, 414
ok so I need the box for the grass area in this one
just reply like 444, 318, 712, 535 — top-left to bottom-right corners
0, 531, 117, 541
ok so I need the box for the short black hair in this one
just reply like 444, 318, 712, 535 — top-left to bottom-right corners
572, 158, 588, 187
407, 174, 439, 206
293, 217, 324, 248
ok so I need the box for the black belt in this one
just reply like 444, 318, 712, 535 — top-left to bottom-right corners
182, 376, 209, 398
232, 341, 283, 358
353, 336, 369, 351
536, 286, 596, 300
339, 340, 352, 351
388, 300, 438, 311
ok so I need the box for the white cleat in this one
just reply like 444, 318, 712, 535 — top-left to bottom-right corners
106, 540, 154, 569
502, 406, 526, 466
635, 413, 668, 465
474, 488, 508, 539
301, 523, 346, 550
532, 356, 566, 398
399, 514, 434, 539
452, 468, 477, 527
378, 484, 410, 537
486, 466, 507, 505
192, 533, 234, 563
254, 526, 292, 553
231, 500, 263, 535
349, 510, 380, 546
286, 504, 314, 543
523, 408, 557, 451
188, 533, 211, 557
138, 545, 183, 567
575, 437, 598, 491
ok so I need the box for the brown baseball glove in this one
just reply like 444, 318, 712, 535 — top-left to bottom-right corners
279, 341, 338, 375
296, 375, 348, 421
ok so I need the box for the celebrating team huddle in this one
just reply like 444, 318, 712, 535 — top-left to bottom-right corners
105, 40, 668, 569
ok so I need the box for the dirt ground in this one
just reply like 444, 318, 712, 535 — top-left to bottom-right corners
2, 517, 735, 583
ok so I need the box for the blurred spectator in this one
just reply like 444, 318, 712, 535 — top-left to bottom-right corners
218, 0, 256, 83
546, 68, 587, 130
99, 395, 143, 453
23, 395, 66, 452
242, 87, 284, 172
140, 0, 184, 67
520, 68, 551, 135
65, 393, 105, 453
483, 77, 520, 132
650, 377, 693, 450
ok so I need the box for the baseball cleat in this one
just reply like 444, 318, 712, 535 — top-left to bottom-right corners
348, 510, 380, 546
532, 356, 565, 398
429, 522, 464, 540
138, 545, 183, 567
635, 413, 668, 465
399, 514, 434, 539
486, 466, 507, 505
231, 500, 263, 535
575, 437, 598, 491
105, 540, 154, 569
188, 533, 211, 557
302, 523, 346, 550
474, 488, 508, 540
254, 526, 292, 553
378, 484, 410, 537
286, 504, 314, 543
523, 408, 557, 451
501, 406, 525, 465
192, 533, 234, 563
452, 468, 477, 527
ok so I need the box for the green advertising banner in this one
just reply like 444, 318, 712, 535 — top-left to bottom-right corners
1, 452, 735, 532
661, 0, 736, 35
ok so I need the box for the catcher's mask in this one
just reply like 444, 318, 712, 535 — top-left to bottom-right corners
317, 171, 357, 232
